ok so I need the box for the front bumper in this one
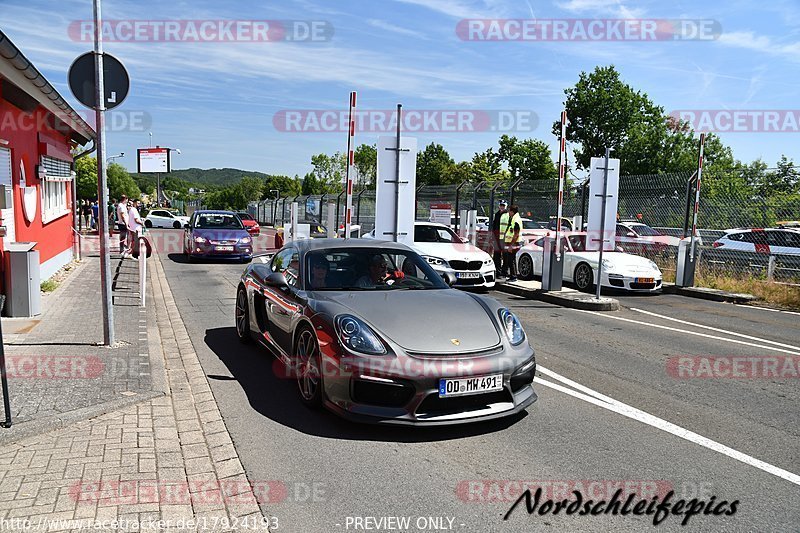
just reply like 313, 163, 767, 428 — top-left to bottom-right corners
189, 242, 253, 259
430, 264, 496, 288
602, 271, 662, 292
320, 345, 536, 426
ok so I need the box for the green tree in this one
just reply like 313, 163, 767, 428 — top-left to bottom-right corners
556, 65, 668, 173
106, 163, 141, 201
301, 172, 320, 195
471, 148, 505, 182
74, 158, 139, 200
497, 135, 558, 181
310, 152, 346, 193
263, 174, 302, 198
353, 144, 377, 188
416, 143, 456, 186
75, 157, 97, 200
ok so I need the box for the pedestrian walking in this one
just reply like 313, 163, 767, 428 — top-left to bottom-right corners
502, 205, 523, 282
126, 199, 144, 259
116, 195, 130, 254
90, 201, 99, 230
81, 200, 91, 232
492, 199, 507, 278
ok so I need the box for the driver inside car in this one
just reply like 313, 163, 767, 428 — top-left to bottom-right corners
356, 254, 404, 287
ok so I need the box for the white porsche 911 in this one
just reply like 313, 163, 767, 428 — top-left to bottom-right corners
515, 232, 663, 292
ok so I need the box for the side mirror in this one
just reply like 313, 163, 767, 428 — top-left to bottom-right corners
441, 271, 457, 287
265, 271, 289, 288
626, 232, 636, 238
184, 223, 190, 229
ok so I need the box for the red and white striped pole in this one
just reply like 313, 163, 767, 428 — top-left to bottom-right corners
554, 110, 567, 257
344, 91, 356, 239
689, 132, 705, 261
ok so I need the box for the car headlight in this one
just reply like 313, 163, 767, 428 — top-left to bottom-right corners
647, 260, 659, 271
483, 258, 494, 266
335, 315, 387, 355
194, 236, 207, 244
498, 309, 525, 346
424, 255, 449, 267
240, 236, 252, 244
601, 259, 613, 270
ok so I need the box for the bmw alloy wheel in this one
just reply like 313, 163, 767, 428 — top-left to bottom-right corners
518, 254, 533, 280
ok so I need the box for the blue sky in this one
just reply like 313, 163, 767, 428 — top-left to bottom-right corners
2, 0, 799, 177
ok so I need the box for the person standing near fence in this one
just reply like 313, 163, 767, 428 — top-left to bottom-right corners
90, 201, 99, 231
116, 195, 129, 254
81, 200, 91, 232
126, 199, 143, 259
492, 200, 507, 277
502, 205, 522, 282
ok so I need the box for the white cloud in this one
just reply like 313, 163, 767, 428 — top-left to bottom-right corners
557, 0, 646, 19
718, 31, 800, 63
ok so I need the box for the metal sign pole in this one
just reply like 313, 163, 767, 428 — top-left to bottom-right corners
0, 296, 11, 428
554, 110, 567, 259
689, 133, 705, 262
393, 104, 402, 243
94, 0, 115, 345
344, 92, 356, 239
595, 148, 611, 301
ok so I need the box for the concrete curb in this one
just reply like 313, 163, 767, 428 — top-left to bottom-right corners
662, 283, 758, 304
496, 282, 620, 311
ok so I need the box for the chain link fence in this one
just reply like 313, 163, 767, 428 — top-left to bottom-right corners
249, 168, 799, 285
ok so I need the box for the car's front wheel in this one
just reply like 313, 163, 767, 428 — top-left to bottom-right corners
235, 287, 250, 344
144, 220, 153, 228
518, 253, 534, 280
574, 263, 593, 292
173, 221, 182, 229
295, 327, 323, 409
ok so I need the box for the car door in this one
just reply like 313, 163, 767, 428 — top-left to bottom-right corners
184, 213, 195, 251
154, 210, 173, 228
265, 247, 302, 354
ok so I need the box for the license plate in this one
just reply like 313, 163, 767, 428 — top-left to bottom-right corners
215, 246, 234, 251
439, 374, 503, 398
456, 272, 480, 279
635, 277, 654, 283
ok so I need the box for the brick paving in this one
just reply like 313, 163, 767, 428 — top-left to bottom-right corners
0, 250, 270, 532
0, 237, 152, 431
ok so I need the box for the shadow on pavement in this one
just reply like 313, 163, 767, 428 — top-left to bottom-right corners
203, 326, 526, 442
167, 253, 251, 266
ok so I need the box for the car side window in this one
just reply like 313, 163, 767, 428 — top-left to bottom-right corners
767, 231, 789, 247
616, 224, 627, 237
272, 248, 299, 287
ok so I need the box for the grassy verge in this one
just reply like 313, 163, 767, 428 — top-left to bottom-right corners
694, 271, 800, 310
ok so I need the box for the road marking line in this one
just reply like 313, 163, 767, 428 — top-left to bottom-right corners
574, 309, 800, 356
629, 307, 800, 352
535, 371, 800, 487
734, 304, 800, 317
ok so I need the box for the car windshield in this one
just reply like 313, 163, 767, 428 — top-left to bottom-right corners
630, 224, 661, 236
414, 225, 462, 243
522, 220, 544, 230
306, 248, 449, 291
195, 213, 243, 229
237, 213, 254, 221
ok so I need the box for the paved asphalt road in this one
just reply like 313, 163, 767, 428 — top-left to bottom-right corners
153, 229, 799, 532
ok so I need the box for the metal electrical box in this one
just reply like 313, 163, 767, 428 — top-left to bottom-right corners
3, 242, 41, 317
0, 185, 12, 209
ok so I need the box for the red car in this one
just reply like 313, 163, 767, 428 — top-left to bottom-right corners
236, 212, 261, 236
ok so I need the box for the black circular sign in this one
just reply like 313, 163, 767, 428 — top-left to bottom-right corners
68, 52, 130, 110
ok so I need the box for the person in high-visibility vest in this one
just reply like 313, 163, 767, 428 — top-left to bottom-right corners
492, 199, 508, 277
502, 205, 523, 281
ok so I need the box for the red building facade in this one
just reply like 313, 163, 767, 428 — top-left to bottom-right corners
0, 30, 95, 294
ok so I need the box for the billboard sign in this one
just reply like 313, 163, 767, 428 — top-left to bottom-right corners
137, 148, 170, 173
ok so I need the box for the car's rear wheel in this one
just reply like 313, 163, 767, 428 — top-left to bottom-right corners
518, 253, 534, 280
173, 221, 182, 229
295, 327, 323, 409
574, 263, 593, 292
144, 220, 153, 228
235, 287, 250, 344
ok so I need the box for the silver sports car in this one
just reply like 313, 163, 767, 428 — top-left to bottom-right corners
235, 238, 537, 425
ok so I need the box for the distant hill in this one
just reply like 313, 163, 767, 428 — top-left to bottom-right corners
130, 167, 272, 188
